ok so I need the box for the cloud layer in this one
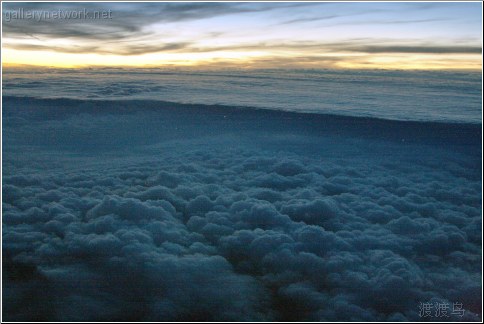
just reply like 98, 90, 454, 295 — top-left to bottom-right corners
2, 97, 482, 321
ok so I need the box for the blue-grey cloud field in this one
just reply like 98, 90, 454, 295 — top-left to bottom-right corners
2, 96, 481, 321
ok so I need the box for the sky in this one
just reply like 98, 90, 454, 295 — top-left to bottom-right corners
1, 1, 483, 70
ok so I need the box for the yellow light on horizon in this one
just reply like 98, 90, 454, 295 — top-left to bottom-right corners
1, 48, 274, 68
2, 48, 482, 71
337, 53, 482, 70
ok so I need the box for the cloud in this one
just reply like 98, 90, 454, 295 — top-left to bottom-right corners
3, 3, 329, 57
278, 15, 342, 25
2, 2, 307, 40
4, 42, 193, 55
3, 3, 232, 36
2, 96, 481, 321
344, 45, 482, 54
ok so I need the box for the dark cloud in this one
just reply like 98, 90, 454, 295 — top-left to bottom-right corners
2, 2, 322, 56
345, 45, 482, 54
181, 40, 482, 56
4, 42, 193, 55
2, 2, 306, 40
2, 96, 481, 321
278, 15, 341, 25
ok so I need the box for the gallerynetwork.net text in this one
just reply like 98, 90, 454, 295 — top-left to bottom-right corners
4, 8, 113, 22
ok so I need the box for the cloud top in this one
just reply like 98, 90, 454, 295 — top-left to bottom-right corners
2, 97, 482, 321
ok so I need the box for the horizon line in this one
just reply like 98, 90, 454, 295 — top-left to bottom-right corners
3, 62, 482, 72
